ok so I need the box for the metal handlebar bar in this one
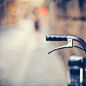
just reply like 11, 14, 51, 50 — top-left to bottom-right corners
46, 35, 86, 54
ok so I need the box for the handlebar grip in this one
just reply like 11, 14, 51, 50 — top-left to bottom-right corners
70, 68, 80, 75
68, 61, 80, 67
46, 35, 67, 41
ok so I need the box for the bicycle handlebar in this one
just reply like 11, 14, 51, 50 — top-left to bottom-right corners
46, 35, 86, 53
46, 35, 85, 44
46, 35, 86, 86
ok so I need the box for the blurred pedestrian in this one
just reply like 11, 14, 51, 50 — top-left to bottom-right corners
33, 7, 41, 39
35, 17, 40, 32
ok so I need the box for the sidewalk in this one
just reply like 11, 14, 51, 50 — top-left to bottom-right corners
0, 19, 67, 86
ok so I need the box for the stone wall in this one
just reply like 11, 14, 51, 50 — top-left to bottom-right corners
51, 0, 86, 64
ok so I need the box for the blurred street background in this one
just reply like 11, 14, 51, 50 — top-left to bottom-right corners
0, 0, 86, 86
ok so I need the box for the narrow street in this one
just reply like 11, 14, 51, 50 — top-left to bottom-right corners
0, 19, 67, 86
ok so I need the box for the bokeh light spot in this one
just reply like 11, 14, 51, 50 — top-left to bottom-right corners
9, 2, 18, 11
39, 7, 48, 16
9, 13, 18, 22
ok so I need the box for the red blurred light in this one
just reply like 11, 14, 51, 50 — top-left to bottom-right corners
39, 7, 48, 16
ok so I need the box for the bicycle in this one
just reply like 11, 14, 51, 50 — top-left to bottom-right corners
46, 34, 86, 86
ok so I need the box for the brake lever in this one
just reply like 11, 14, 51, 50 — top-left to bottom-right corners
48, 39, 73, 54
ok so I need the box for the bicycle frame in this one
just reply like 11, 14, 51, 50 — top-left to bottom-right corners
68, 55, 86, 86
